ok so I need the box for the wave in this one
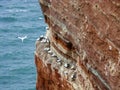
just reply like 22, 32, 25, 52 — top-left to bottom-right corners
11, 66, 35, 75
6, 9, 28, 13
0, 28, 10, 33
0, 76, 20, 81
0, 5, 3, 7
38, 17, 43, 20
0, 17, 17, 22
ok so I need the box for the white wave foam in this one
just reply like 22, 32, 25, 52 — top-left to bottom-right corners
38, 17, 43, 20
7, 9, 28, 13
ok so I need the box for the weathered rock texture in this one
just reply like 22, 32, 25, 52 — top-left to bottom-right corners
35, 0, 120, 90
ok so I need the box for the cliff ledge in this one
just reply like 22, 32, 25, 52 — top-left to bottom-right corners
35, 0, 120, 90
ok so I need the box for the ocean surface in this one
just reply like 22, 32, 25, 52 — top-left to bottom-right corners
0, 0, 46, 90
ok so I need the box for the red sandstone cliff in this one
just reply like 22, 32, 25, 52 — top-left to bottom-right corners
35, 0, 120, 90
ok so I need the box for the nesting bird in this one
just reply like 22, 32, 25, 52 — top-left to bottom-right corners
46, 26, 49, 30
71, 73, 76, 81
46, 39, 49, 43
36, 35, 44, 41
48, 50, 53, 55
36, 38, 40, 41
44, 36, 48, 39
41, 39, 47, 43
56, 57, 62, 66
57, 58, 61, 62
64, 71, 68, 75
44, 47, 50, 51
57, 61, 62, 66
64, 63, 70, 68
71, 65, 76, 70
39, 35, 50, 44
39, 35, 44, 41
51, 53, 57, 57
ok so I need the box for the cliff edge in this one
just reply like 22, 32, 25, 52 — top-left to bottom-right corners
35, 0, 120, 90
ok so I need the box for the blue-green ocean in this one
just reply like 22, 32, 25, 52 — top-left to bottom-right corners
0, 0, 46, 90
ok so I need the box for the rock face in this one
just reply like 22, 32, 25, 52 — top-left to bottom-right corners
35, 0, 120, 90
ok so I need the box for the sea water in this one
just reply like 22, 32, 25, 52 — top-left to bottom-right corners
0, 0, 46, 90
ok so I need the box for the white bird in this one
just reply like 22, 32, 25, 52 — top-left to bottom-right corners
64, 71, 68, 75
46, 39, 49, 43
41, 39, 47, 43
71, 65, 76, 70
18, 36, 27, 42
64, 63, 70, 68
57, 58, 61, 62
39, 35, 44, 40
44, 48, 50, 51
48, 50, 53, 54
44, 36, 48, 39
45, 26, 49, 30
36, 38, 40, 41
71, 73, 76, 81
57, 62, 62, 65
40, 35, 44, 38
51, 53, 56, 57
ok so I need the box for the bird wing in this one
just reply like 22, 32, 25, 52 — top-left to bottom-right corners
18, 36, 22, 39
24, 36, 27, 39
